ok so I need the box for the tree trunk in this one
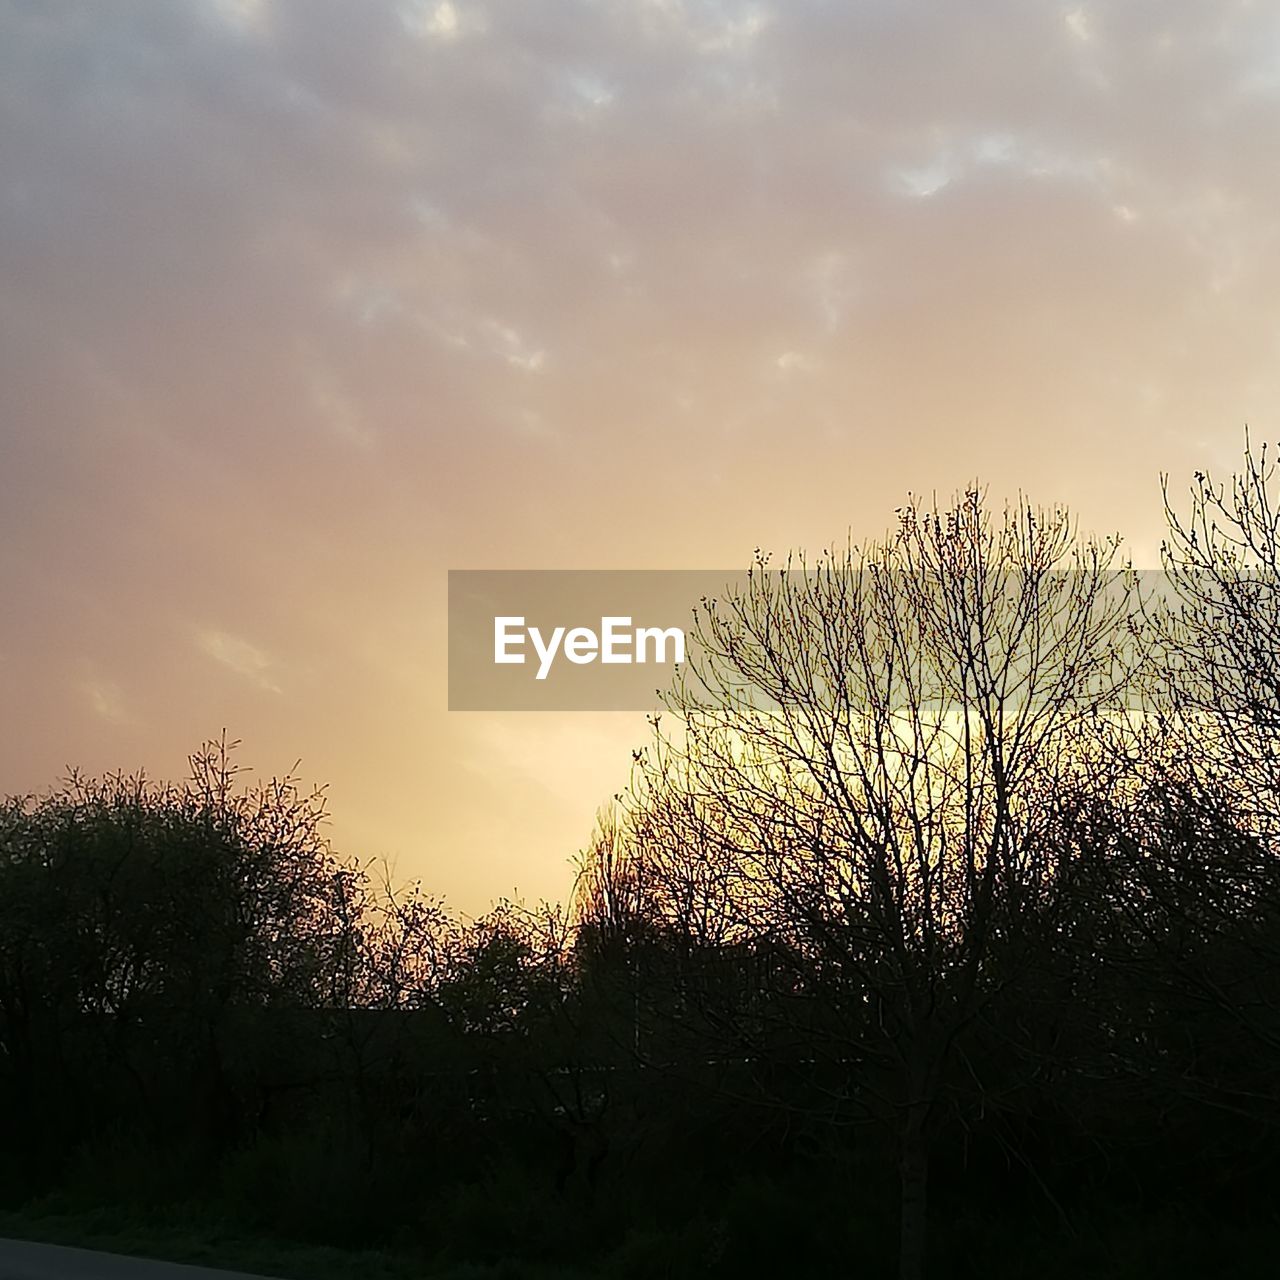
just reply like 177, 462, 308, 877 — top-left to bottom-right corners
899, 1101, 930, 1280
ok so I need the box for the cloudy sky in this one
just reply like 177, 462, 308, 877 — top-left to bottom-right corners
2, 0, 1278, 907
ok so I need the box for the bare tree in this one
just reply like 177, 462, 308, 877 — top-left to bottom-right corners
620, 490, 1141, 1280
1106, 437, 1280, 1119
1161, 433, 1280, 833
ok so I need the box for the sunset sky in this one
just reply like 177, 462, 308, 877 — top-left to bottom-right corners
2, 0, 1278, 909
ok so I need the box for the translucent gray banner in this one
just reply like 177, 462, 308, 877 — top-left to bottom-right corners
448, 567, 1272, 711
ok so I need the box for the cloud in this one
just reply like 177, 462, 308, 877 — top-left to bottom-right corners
208, 0, 274, 38
774, 350, 817, 374
399, 0, 484, 42
197, 630, 282, 693
85, 678, 130, 724
1064, 7, 1093, 44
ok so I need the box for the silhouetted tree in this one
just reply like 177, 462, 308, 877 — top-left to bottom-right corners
610, 491, 1143, 1280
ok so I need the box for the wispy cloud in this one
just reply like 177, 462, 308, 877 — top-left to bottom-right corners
197, 630, 281, 694
84, 677, 130, 724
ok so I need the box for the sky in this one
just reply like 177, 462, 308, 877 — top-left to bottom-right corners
2, 0, 1279, 910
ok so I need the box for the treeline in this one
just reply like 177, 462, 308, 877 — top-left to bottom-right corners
6, 443, 1280, 1279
